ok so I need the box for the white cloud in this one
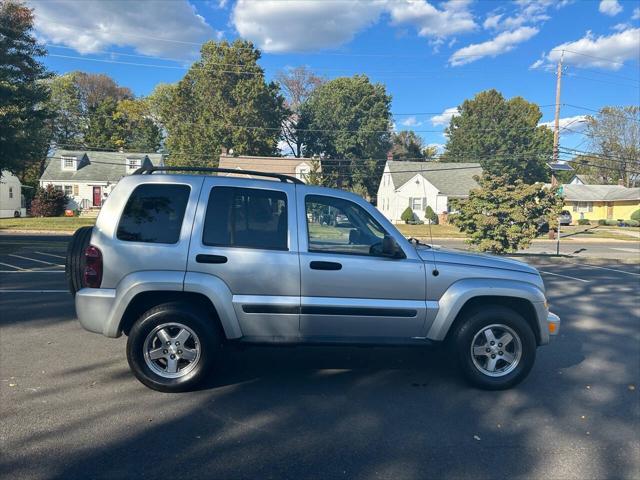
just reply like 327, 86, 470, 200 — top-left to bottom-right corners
632, 7, 640, 20
233, 0, 477, 53
599, 0, 623, 16
388, 0, 477, 38
449, 26, 539, 66
430, 107, 459, 126
30, 0, 214, 59
401, 116, 423, 127
232, 0, 386, 53
535, 28, 640, 70
539, 115, 588, 131
613, 23, 631, 31
483, 0, 569, 32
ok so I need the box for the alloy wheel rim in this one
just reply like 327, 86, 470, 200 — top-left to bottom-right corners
470, 323, 522, 378
143, 322, 201, 379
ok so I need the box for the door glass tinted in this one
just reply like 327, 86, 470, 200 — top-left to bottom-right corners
305, 195, 387, 256
117, 184, 190, 244
203, 187, 288, 250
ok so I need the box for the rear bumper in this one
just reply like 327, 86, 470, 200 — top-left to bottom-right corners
75, 288, 118, 337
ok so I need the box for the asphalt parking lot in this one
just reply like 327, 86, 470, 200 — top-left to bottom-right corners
1, 234, 639, 479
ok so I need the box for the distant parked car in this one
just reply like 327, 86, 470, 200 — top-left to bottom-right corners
559, 210, 572, 226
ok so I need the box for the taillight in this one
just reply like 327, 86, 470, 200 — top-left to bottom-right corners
83, 245, 103, 288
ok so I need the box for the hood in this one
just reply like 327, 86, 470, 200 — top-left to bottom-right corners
415, 245, 539, 275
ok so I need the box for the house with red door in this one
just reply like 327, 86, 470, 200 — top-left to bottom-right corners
39, 149, 163, 214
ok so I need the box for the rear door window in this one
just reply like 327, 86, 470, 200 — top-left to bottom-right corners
117, 184, 190, 244
203, 186, 288, 250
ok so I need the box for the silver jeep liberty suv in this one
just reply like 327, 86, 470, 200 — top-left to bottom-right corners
66, 167, 560, 392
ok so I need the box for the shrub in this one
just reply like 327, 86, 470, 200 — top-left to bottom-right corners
625, 219, 639, 227
450, 174, 562, 253
424, 205, 438, 224
401, 206, 415, 224
604, 219, 618, 226
631, 209, 640, 221
577, 219, 590, 225
597, 219, 607, 225
30, 185, 67, 217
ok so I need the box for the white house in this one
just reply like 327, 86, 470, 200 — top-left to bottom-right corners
218, 152, 317, 183
377, 161, 482, 223
39, 150, 163, 211
0, 170, 26, 218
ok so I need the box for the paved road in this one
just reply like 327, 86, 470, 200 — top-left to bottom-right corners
1, 235, 639, 479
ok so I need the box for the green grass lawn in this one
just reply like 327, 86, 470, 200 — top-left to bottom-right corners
395, 223, 466, 238
0, 216, 96, 232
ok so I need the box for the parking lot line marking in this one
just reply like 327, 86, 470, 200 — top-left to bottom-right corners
539, 270, 590, 283
0, 270, 64, 273
0, 289, 68, 293
8, 254, 63, 267
35, 251, 66, 259
574, 263, 640, 276
0, 261, 25, 271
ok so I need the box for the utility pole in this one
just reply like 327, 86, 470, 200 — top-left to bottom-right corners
553, 51, 564, 255
551, 50, 564, 186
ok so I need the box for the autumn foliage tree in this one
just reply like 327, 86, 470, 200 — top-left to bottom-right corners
450, 175, 562, 253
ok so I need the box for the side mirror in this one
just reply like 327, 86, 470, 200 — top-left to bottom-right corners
382, 235, 405, 259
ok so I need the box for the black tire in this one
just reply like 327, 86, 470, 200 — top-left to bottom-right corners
126, 302, 221, 393
65, 226, 93, 295
452, 306, 536, 390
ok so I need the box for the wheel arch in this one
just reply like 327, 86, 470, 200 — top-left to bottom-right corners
444, 296, 541, 344
426, 278, 546, 344
120, 291, 225, 338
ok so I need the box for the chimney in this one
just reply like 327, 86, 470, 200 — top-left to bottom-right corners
386, 151, 393, 162
618, 179, 625, 186
220, 147, 228, 156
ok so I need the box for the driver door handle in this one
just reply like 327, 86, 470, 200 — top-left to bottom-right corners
310, 261, 342, 271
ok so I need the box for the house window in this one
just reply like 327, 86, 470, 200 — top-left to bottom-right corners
61, 157, 76, 170
8, 187, 13, 199
64, 185, 73, 196
573, 202, 593, 213
127, 158, 142, 171
54, 185, 63, 192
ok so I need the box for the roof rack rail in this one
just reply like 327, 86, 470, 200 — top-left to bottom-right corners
132, 166, 304, 184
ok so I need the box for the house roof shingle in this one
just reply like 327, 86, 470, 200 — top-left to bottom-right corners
387, 161, 482, 197
563, 184, 640, 202
41, 150, 163, 182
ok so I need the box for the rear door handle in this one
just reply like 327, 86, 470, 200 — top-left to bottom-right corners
310, 261, 342, 271
196, 254, 228, 264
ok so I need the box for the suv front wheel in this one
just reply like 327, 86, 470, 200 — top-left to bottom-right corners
126, 302, 221, 392
452, 306, 536, 390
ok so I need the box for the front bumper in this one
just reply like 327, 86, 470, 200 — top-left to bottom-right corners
547, 311, 560, 337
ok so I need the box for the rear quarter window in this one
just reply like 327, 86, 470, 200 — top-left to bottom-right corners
117, 184, 190, 244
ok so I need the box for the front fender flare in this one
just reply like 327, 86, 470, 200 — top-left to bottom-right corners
426, 278, 546, 342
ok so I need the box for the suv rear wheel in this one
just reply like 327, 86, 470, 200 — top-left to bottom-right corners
126, 302, 221, 392
452, 306, 536, 390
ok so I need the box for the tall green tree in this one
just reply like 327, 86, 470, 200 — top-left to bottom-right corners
46, 73, 85, 148
152, 40, 286, 166
112, 99, 162, 152
0, 1, 51, 175
299, 75, 392, 197
443, 89, 552, 184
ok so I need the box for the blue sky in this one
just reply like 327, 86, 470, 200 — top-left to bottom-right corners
30, 0, 640, 153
